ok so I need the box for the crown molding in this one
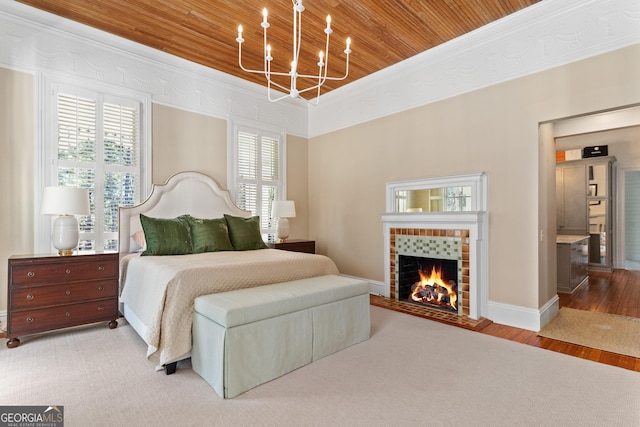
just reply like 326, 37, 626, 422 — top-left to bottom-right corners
0, 1, 309, 137
1, 1, 638, 139
309, 0, 640, 137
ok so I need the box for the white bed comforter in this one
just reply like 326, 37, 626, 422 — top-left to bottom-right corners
119, 249, 340, 368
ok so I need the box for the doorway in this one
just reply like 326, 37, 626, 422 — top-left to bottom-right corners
555, 124, 640, 271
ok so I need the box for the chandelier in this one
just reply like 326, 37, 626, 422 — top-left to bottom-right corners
236, 0, 352, 105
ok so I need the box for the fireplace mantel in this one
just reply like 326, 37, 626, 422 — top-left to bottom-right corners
382, 211, 488, 320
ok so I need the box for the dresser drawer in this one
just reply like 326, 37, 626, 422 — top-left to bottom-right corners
8, 299, 118, 334
10, 255, 118, 286
10, 279, 118, 310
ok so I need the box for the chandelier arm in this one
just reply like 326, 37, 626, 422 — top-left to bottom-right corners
266, 78, 291, 92
267, 86, 293, 103
296, 56, 350, 81
239, 44, 290, 75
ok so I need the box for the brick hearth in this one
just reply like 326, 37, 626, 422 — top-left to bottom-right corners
370, 295, 492, 331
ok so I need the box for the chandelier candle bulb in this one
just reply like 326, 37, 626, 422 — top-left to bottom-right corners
326, 15, 331, 31
237, 25, 243, 43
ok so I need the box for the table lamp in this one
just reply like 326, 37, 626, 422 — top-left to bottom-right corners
40, 186, 90, 255
272, 200, 296, 242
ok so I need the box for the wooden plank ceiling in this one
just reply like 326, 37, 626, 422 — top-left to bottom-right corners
17, 0, 540, 98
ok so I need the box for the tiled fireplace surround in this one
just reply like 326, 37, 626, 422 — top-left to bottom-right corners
382, 212, 487, 321
391, 228, 470, 316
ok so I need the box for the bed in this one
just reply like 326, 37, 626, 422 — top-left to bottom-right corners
118, 171, 339, 371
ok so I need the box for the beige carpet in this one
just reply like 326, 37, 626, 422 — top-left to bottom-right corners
2, 306, 640, 426
538, 307, 640, 358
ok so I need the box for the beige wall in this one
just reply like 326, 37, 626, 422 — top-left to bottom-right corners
151, 103, 229, 187
308, 45, 640, 311
0, 68, 34, 314
285, 135, 310, 239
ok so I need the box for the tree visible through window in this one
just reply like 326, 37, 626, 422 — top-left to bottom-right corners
55, 92, 140, 251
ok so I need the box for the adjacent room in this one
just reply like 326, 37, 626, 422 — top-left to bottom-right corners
1, 0, 640, 425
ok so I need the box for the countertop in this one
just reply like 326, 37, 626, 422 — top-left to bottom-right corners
556, 235, 589, 244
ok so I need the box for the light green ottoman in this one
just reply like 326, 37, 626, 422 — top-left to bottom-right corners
191, 275, 370, 398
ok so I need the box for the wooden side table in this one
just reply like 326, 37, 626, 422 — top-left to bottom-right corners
267, 239, 315, 254
6, 251, 119, 348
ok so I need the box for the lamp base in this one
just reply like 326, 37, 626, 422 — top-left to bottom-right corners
276, 218, 290, 241
52, 215, 80, 256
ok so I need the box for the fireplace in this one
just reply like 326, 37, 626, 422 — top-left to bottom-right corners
391, 230, 467, 315
382, 173, 488, 320
381, 215, 487, 320
398, 255, 458, 313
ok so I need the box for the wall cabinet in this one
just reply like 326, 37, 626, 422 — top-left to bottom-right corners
556, 156, 615, 270
556, 162, 587, 235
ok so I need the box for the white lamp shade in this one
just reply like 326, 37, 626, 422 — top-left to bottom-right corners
40, 186, 90, 216
272, 200, 296, 218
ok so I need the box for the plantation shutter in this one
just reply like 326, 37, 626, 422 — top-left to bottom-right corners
55, 92, 140, 251
236, 128, 281, 233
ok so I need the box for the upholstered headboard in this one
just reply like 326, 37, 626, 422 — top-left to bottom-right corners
118, 171, 251, 254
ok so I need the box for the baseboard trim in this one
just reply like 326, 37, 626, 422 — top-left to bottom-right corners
487, 295, 559, 332
339, 274, 386, 297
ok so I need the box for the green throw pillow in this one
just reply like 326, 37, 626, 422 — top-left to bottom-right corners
224, 214, 269, 251
185, 216, 234, 253
139, 214, 192, 256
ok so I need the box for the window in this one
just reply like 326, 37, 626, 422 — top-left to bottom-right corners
229, 120, 286, 237
39, 77, 150, 253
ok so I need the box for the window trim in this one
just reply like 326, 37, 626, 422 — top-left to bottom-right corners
35, 71, 152, 254
227, 116, 287, 235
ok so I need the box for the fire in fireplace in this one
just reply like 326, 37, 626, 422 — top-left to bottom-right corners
398, 255, 458, 313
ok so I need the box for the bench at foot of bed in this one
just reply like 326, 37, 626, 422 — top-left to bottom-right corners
191, 275, 371, 398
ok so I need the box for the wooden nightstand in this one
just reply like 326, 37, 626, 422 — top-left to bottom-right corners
267, 239, 315, 254
6, 252, 119, 348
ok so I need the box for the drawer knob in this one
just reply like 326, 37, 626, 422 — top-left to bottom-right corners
97, 306, 104, 311
26, 316, 33, 323
65, 269, 71, 274
98, 286, 104, 291
65, 290, 71, 296
98, 265, 105, 271
65, 312, 71, 317
26, 294, 34, 300
27, 271, 35, 278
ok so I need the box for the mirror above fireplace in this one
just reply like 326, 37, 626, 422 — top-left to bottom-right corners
386, 172, 487, 214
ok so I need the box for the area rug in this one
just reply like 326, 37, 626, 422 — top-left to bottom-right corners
538, 307, 640, 358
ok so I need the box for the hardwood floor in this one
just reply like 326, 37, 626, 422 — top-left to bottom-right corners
480, 269, 640, 372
